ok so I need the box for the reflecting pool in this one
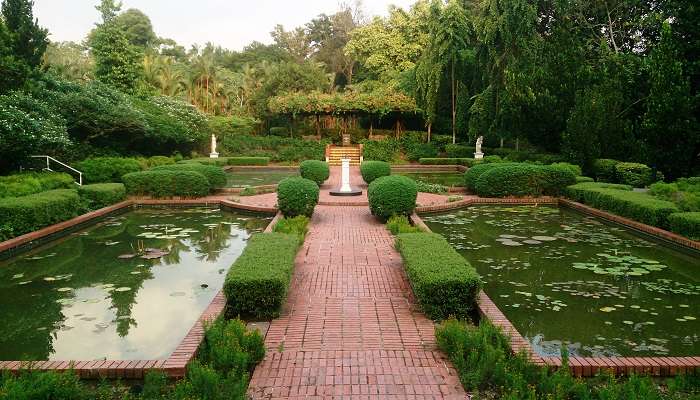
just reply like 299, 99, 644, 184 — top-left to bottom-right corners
225, 169, 298, 187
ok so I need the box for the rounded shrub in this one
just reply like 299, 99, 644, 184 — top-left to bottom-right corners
0, 189, 82, 241
464, 162, 518, 192
299, 160, 330, 186
78, 183, 126, 209
75, 157, 143, 184
276, 177, 320, 217
151, 163, 226, 189
367, 175, 418, 220
474, 164, 541, 198
539, 166, 577, 195
615, 162, 655, 188
593, 159, 620, 183
360, 161, 391, 184
551, 162, 582, 177
123, 170, 210, 198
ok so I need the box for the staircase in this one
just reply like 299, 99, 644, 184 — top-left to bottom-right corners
326, 145, 363, 166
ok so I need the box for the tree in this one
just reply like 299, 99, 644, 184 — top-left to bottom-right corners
95, 0, 121, 23
113, 8, 157, 48
416, 0, 471, 144
1, 0, 48, 68
42, 41, 93, 81
0, 18, 29, 93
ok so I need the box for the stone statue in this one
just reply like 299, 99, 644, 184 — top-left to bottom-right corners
474, 136, 484, 160
209, 134, 219, 158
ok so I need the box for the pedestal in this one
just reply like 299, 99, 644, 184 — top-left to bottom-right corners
330, 159, 362, 196
209, 152, 219, 159
474, 152, 484, 160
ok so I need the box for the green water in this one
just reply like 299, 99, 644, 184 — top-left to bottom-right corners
423, 206, 699, 357
396, 172, 464, 187
0, 207, 270, 361
226, 169, 298, 187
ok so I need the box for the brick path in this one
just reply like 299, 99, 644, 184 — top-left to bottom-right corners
247, 168, 467, 399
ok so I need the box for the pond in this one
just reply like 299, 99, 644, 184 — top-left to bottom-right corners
226, 169, 298, 188
396, 172, 465, 187
422, 206, 699, 358
0, 207, 271, 361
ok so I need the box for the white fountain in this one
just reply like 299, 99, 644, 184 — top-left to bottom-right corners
329, 159, 362, 196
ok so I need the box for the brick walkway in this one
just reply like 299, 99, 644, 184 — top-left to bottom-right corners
248, 168, 467, 399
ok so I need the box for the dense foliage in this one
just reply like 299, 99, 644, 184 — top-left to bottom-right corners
151, 163, 227, 189
75, 157, 142, 183
367, 175, 418, 219
276, 177, 320, 217
386, 215, 422, 235
299, 160, 330, 186
650, 178, 700, 212
359, 160, 391, 184
395, 232, 482, 320
437, 319, 700, 399
272, 216, 310, 239
224, 233, 301, 319
122, 170, 210, 198
219, 134, 327, 163
0, 189, 81, 240
77, 183, 126, 210
0, 172, 74, 198
668, 212, 700, 240
474, 164, 577, 198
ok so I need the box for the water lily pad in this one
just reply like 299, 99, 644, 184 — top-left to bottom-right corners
622, 320, 634, 325
114, 287, 131, 292
600, 307, 616, 313
532, 236, 557, 241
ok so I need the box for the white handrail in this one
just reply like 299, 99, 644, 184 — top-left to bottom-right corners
30, 155, 83, 186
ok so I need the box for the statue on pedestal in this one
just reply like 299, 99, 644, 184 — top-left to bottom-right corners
474, 136, 484, 160
209, 134, 219, 159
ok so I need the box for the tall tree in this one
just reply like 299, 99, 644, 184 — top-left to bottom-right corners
95, 0, 121, 23
0, 17, 28, 92
113, 8, 157, 49
1, 0, 48, 69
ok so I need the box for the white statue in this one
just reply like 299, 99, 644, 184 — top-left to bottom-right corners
474, 136, 484, 160
340, 159, 352, 193
210, 134, 219, 159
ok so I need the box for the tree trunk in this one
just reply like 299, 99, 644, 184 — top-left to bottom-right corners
516, 137, 520, 152
500, 137, 504, 148
451, 57, 456, 145
316, 115, 321, 136
369, 117, 373, 137
427, 123, 432, 143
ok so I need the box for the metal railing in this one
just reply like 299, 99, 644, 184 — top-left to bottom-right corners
29, 155, 83, 186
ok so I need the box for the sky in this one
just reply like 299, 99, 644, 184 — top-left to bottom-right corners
33, 0, 416, 51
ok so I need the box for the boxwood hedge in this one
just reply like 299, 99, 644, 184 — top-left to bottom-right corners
395, 233, 482, 320
593, 159, 620, 183
228, 157, 269, 166
123, 170, 210, 198
464, 162, 518, 191
360, 161, 391, 184
471, 164, 576, 197
0, 172, 75, 198
151, 163, 226, 189
668, 212, 700, 240
566, 182, 679, 229
277, 177, 320, 217
0, 189, 82, 241
299, 160, 330, 186
224, 233, 301, 318
75, 157, 143, 184
367, 175, 418, 220
615, 162, 656, 188
78, 183, 126, 210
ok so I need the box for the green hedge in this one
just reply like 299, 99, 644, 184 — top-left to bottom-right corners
299, 160, 330, 186
0, 189, 82, 241
179, 157, 230, 167
361, 139, 400, 162
470, 164, 576, 197
566, 183, 679, 229
419, 158, 475, 166
368, 175, 418, 220
75, 157, 143, 183
228, 157, 269, 166
78, 183, 126, 210
224, 233, 301, 319
463, 162, 519, 192
395, 233, 482, 320
669, 212, 700, 240
386, 215, 422, 235
277, 177, 320, 217
551, 162, 582, 177
138, 156, 175, 169
593, 159, 620, 183
615, 162, 656, 187
360, 161, 391, 184
152, 163, 226, 189
0, 172, 75, 198
575, 176, 595, 183
123, 170, 210, 198
444, 144, 473, 158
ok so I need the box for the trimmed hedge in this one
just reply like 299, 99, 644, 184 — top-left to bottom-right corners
78, 183, 126, 210
669, 212, 700, 240
420, 158, 475, 166
593, 159, 620, 183
75, 157, 143, 184
224, 233, 301, 318
228, 157, 269, 166
444, 144, 473, 158
152, 163, 226, 189
360, 161, 391, 184
463, 162, 519, 192
566, 182, 679, 229
470, 163, 576, 197
277, 177, 320, 217
123, 170, 210, 198
615, 162, 655, 188
179, 157, 229, 167
368, 175, 418, 220
575, 176, 595, 183
299, 160, 330, 186
551, 162, 582, 177
0, 172, 75, 198
0, 189, 82, 241
395, 233, 482, 320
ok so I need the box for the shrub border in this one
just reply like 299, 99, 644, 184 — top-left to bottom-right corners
412, 201, 700, 377
0, 200, 277, 379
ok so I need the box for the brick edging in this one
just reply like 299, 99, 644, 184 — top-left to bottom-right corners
416, 196, 558, 213
411, 202, 700, 377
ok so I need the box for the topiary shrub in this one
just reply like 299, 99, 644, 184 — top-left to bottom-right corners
0, 189, 82, 241
78, 183, 126, 210
360, 161, 391, 184
0, 172, 75, 198
615, 162, 655, 188
593, 159, 620, 183
463, 162, 518, 192
474, 164, 576, 198
122, 170, 210, 198
551, 162, 582, 177
299, 160, 330, 186
367, 175, 418, 220
224, 233, 301, 318
539, 166, 577, 196
395, 232, 482, 320
227, 157, 269, 166
75, 157, 143, 184
668, 212, 700, 240
276, 177, 320, 217
151, 163, 226, 189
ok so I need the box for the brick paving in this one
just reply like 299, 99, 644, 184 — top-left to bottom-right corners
248, 167, 467, 399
